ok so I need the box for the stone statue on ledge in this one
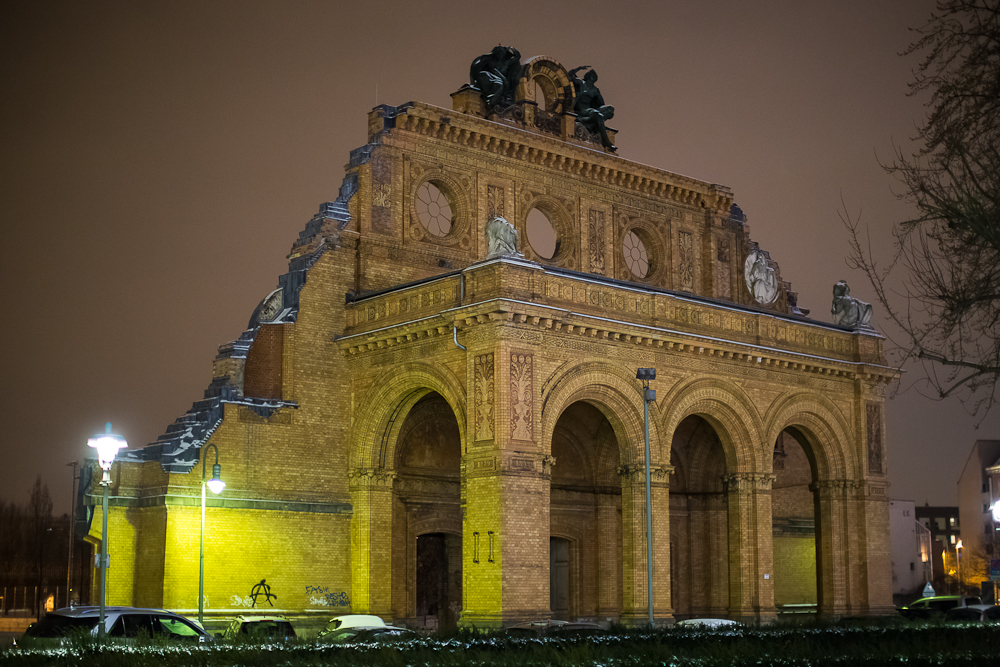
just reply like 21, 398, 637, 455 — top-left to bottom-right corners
470, 45, 522, 110
831, 280, 873, 328
744, 243, 779, 305
568, 66, 616, 151
486, 216, 523, 259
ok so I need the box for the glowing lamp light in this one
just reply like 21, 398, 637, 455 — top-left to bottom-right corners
992, 502, 1000, 524
206, 463, 225, 495
87, 422, 127, 472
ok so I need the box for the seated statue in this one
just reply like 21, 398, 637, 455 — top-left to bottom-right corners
486, 216, 523, 259
831, 280, 873, 328
470, 45, 522, 110
743, 244, 779, 305
568, 66, 615, 151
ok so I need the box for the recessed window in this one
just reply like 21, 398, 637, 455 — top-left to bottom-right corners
526, 208, 557, 259
415, 182, 453, 237
624, 230, 649, 278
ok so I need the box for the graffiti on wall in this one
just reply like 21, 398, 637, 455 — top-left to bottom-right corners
306, 585, 350, 608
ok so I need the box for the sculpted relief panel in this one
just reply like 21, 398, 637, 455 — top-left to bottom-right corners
474, 353, 495, 441
510, 352, 534, 441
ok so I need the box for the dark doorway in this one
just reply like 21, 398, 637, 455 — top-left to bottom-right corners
416, 532, 460, 630
550, 537, 570, 619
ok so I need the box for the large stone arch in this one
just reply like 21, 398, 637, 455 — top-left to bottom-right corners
349, 361, 467, 471
658, 377, 764, 472
762, 391, 855, 480
540, 358, 660, 467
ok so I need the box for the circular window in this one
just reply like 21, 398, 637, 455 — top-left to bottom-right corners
624, 230, 649, 279
415, 182, 453, 237
526, 208, 558, 259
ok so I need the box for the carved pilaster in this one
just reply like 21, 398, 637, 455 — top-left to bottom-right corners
473, 353, 495, 441
723, 472, 775, 493
618, 463, 673, 488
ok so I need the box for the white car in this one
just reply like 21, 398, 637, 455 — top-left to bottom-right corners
675, 618, 740, 628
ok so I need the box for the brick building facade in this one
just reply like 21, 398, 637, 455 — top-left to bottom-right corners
87, 52, 895, 627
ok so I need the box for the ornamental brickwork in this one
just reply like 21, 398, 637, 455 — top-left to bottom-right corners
88, 51, 896, 630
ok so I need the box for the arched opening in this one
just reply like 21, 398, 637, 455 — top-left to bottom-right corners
669, 415, 730, 618
392, 392, 462, 629
550, 401, 622, 621
771, 428, 818, 613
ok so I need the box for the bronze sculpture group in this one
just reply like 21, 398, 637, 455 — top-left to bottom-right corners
469, 46, 616, 151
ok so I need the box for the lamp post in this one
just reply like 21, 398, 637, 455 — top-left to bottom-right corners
87, 423, 127, 639
636, 368, 656, 626
199, 443, 225, 626
956, 539, 963, 594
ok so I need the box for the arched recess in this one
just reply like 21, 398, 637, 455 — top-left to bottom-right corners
658, 377, 765, 473
347, 362, 466, 621
540, 359, 660, 467
763, 392, 857, 617
659, 378, 764, 620
391, 392, 463, 628
542, 359, 670, 622
549, 402, 623, 621
762, 392, 855, 480
349, 361, 468, 471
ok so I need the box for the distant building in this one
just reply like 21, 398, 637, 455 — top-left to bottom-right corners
916, 504, 960, 591
889, 499, 932, 606
957, 440, 1000, 600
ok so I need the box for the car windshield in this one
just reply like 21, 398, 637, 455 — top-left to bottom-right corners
242, 621, 295, 637
24, 615, 97, 638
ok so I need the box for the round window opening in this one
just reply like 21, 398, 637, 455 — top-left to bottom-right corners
526, 208, 558, 260
624, 230, 649, 279
415, 182, 453, 237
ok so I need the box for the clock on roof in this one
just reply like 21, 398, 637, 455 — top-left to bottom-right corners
257, 288, 283, 323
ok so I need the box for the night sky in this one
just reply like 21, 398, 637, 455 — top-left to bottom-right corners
3, 0, 997, 516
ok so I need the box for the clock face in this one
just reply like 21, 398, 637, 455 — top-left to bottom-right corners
258, 289, 283, 322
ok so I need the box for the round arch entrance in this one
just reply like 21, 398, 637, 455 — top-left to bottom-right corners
392, 392, 463, 629
550, 401, 623, 621
669, 415, 730, 619
771, 427, 819, 613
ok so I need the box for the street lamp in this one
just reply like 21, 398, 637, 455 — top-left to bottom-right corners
87, 422, 127, 639
199, 443, 225, 626
636, 367, 656, 626
956, 539, 963, 594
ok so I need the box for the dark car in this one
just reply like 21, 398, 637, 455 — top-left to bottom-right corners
222, 615, 297, 641
505, 619, 606, 637
17, 606, 213, 645
899, 595, 982, 620
945, 604, 1000, 623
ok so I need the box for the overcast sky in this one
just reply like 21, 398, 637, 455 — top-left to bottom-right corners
2, 0, 997, 516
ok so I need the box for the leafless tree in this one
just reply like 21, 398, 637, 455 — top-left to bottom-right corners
845, 0, 1000, 420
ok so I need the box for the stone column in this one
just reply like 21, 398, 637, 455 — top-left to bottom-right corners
858, 481, 894, 615
596, 491, 621, 620
349, 468, 396, 617
460, 450, 552, 627
812, 479, 850, 618
725, 472, 777, 622
618, 463, 673, 624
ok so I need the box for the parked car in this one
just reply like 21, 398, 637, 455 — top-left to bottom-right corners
675, 618, 740, 628
945, 604, 1000, 623
317, 614, 414, 643
222, 615, 297, 641
17, 606, 213, 645
505, 619, 606, 637
898, 595, 982, 620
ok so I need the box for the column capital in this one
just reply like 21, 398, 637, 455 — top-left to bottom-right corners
617, 463, 673, 487
809, 478, 866, 498
723, 472, 775, 492
348, 467, 397, 490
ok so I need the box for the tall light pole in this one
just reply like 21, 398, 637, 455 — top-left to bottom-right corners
66, 461, 78, 608
199, 443, 225, 626
956, 539, 963, 594
87, 423, 127, 639
636, 368, 656, 626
